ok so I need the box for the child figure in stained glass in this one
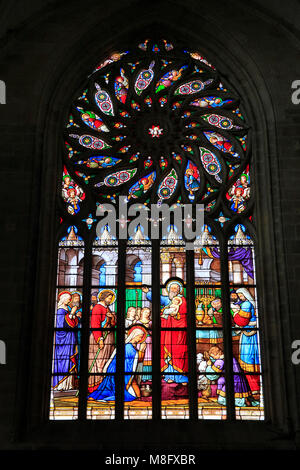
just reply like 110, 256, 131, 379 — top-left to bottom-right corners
234, 288, 260, 394
137, 308, 152, 383
194, 97, 223, 108
204, 131, 236, 154
197, 352, 211, 397
240, 173, 250, 198
128, 174, 155, 200
228, 172, 250, 212
161, 296, 182, 320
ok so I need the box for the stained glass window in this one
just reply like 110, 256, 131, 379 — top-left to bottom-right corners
50, 38, 264, 421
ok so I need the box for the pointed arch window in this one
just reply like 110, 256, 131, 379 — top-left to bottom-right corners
50, 38, 264, 421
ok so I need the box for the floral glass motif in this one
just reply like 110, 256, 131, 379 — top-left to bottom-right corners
51, 38, 263, 421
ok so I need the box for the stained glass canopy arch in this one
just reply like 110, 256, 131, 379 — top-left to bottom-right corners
50, 38, 264, 422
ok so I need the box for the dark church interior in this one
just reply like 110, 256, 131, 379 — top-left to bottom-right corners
1, 0, 300, 458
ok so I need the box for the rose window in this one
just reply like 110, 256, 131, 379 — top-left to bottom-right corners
63, 38, 250, 212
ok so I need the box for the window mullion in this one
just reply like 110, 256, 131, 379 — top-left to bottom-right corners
220, 236, 235, 420
78, 234, 93, 421
152, 239, 161, 420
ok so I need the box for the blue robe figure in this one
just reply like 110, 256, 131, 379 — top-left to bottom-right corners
236, 289, 260, 372
52, 293, 79, 389
88, 327, 147, 401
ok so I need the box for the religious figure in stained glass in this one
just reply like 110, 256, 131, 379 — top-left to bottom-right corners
88, 290, 116, 393
52, 291, 79, 391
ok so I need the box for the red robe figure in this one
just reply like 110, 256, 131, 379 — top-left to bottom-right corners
143, 281, 188, 384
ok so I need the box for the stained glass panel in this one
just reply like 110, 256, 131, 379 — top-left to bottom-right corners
123, 242, 153, 419
92, 248, 118, 286
126, 247, 152, 285
228, 224, 256, 285
50, 225, 84, 420
57, 248, 84, 286
197, 330, 226, 420
124, 375, 152, 420
61, 167, 85, 215
227, 166, 251, 213
161, 378, 189, 419
195, 288, 223, 329
160, 247, 186, 284
234, 374, 264, 420
159, 244, 188, 418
